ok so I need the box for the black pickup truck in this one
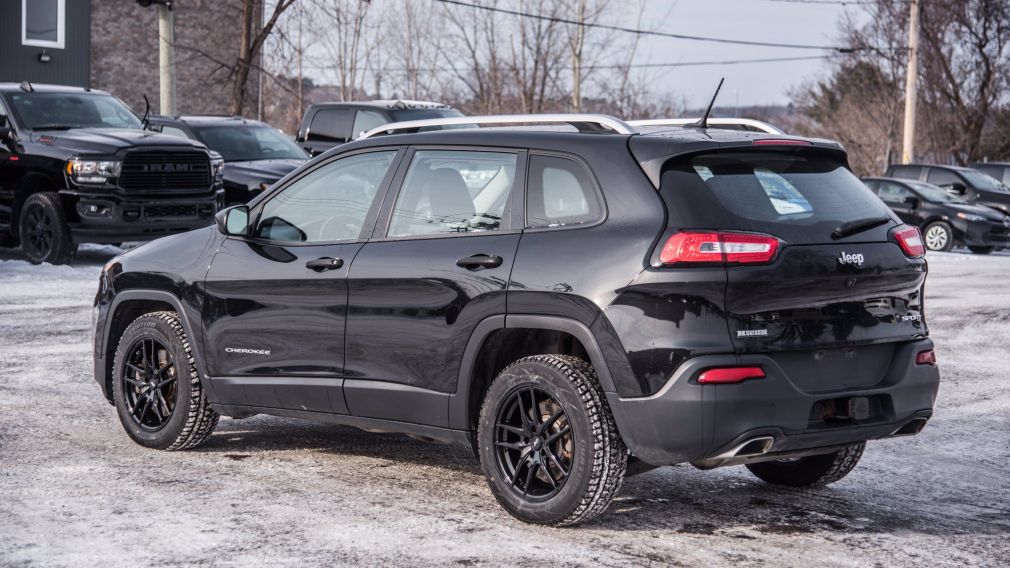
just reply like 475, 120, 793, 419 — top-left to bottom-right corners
0, 83, 225, 264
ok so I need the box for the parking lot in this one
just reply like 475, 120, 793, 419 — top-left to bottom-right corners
1, 245, 1008, 567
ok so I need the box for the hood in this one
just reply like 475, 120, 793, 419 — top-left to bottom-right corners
946, 202, 1009, 222
33, 127, 208, 156
974, 190, 1010, 215
223, 158, 305, 189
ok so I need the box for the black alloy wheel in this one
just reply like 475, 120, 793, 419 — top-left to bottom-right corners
22, 203, 52, 258
494, 385, 574, 501
18, 192, 76, 264
120, 337, 179, 431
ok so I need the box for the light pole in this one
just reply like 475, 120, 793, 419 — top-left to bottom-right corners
901, 0, 920, 164
136, 0, 176, 116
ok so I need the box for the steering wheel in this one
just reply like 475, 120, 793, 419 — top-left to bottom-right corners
319, 214, 365, 241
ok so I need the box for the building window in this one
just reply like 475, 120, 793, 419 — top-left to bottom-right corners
22, 0, 65, 49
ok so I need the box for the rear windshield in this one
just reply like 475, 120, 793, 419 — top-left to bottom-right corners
660, 151, 894, 244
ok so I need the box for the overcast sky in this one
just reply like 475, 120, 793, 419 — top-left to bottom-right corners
627, 0, 864, 108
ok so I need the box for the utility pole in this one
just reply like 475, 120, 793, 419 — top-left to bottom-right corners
157, 2, 176, 115
901, 0, 919, 164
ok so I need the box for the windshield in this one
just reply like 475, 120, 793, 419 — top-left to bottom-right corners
961, 169, 1010, 193
192, 124, 308, 162
6, 92, 142, 130
907, 181, 967, 204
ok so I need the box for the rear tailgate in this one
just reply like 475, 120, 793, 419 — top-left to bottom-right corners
658, 148, 927, 388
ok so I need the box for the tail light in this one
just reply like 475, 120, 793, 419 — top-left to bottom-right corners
698, 367, 766, 384
892, 225, 925, 258
660, 231, 780, 265
915, 349, 936, 366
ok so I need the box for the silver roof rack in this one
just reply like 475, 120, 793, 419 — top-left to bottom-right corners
358, 113, 637, 139
627, 117, 785, 135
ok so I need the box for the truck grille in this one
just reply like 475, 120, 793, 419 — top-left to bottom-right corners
119, 151, 211, 192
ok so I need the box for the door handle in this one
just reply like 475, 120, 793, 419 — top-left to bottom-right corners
456, 254, 503, 270
306, 257, 344, 272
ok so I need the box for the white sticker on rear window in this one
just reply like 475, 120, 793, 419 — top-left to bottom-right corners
693, 165, 714, 181
754, 168, 813, 216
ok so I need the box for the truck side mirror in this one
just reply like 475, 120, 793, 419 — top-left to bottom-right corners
215, 205, 250, 237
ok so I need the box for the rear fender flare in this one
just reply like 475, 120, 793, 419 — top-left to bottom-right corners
448, 314, 617, 430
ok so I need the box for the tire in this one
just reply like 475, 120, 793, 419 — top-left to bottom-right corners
18, 192, 76, 264
745, 442, 865, 487
922, 221, 953, 252
477, 354, 627, 526
112, 311, 219, 450
968, 246, 995, 255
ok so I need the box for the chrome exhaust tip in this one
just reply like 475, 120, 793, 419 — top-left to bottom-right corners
692, 435, 776, 469
888, 417, 928, 437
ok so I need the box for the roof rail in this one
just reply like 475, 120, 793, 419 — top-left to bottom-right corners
627, 117, 784, 135
357, 113, 637, 139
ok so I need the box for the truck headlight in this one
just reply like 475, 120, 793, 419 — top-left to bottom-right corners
66, 158, 121, 184
956, 212, 986, 222
211, 157, 225, 182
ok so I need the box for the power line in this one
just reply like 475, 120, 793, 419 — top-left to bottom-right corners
758, 0, 878, 4
432, 0, 861, 52
302, 55, 834, 74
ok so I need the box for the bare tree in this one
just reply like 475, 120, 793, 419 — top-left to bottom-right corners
310, 0, 377, 101
231, 0, 300, 115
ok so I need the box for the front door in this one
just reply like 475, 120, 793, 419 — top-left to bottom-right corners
203, 149, 401, 413
343, 148, 524, 426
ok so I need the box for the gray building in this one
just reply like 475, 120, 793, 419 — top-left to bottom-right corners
0, 0, 258, 116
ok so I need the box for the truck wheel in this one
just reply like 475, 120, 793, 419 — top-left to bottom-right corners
922, 221, 953, 252
968, 246, 995, 255
18, 192, 76, 264
477, 355, 627, 526
112, 311, 219, 451
745, 442, 865, 487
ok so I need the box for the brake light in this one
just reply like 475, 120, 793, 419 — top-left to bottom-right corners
915, 349, 936, 366
660, 231, 780, 265
698, 367, 766, 384
752, 139, 812, 146
892, 225, 925, 258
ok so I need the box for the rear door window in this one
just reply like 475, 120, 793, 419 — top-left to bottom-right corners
387, 150, 516, 237
926, 168, 961, 187
307, 109, 354, 143
660, 151, 894, 244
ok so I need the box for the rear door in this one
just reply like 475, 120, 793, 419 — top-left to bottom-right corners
660, 150, 927, 373
202, 148, 401, 412
343, 147, 523, 426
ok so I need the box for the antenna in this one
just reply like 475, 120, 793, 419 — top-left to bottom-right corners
695, 77, 725, 129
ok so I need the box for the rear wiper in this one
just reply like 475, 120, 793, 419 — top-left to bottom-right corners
832, 216, 891, 240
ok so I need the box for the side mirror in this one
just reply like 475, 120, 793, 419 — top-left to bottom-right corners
903, 195, 920, 208
215, 205, 250, 237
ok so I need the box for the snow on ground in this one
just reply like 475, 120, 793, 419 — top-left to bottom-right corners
1, 245, 1008, 567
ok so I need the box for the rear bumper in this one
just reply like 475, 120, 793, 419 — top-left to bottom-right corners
61, 189, 224, 243
606, 338, 940, 466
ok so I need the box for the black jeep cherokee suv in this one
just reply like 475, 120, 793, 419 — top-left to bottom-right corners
0, 83, 225, 264
92, 115, 940, 526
